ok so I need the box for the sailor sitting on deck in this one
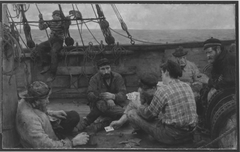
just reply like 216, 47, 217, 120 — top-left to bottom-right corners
195, 38, 236, 106
77, 58, 126, 133
16, 81, 89, 148
34, 10, 71, 82
110, 60, 198, 145
171, 46, 204, 97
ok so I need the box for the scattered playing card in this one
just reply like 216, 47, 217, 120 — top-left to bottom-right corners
104, 126, 114, 132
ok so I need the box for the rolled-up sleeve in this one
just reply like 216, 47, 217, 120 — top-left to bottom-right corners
137, 94, 164, 120
39, 19, 48, 30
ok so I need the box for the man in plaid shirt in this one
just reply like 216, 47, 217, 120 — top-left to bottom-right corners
110, 60, 198, 145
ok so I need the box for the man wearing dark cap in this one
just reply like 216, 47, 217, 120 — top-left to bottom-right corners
34, 10, 73, 82
16, 81, 89, 148
110, 60, 198, 145
78, 58, 126, 132
196, 37, 236, 101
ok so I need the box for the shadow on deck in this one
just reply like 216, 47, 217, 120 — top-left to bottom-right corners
48, 99, 210, 149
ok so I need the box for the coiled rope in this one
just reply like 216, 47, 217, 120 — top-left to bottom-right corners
3, 25, 30, 87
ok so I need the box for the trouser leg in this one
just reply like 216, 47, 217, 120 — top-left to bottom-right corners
127, 109, 189, 145
86, 99, 124, 124
52, 110, 80, 139
103, 104, 124, 120
86, 106, 102, 125
59, 111, 80, 133
49, 41, 62, 75
36, 41, 51, 65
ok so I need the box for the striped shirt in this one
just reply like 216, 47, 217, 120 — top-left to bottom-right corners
138, 79, 198, 128
39, 19, 66, 40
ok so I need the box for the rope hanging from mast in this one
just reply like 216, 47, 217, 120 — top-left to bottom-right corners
58, 4, 74, 46
35, 4, 51, 45
111, 4, 135, 45
70, 4, 85, 47
19, 4, 35, 48
95, 4, 115, 45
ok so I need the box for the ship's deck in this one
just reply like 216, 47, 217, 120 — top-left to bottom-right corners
48, 99, 211, 149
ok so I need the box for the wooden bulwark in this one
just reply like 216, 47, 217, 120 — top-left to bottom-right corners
16, 39, 235, 100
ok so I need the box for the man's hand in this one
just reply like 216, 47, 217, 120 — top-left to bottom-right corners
100, 92, 115, 100
195, 73, 209, 84
131, 97, 141, 108
72, 132, 89, 146
110, 120, 123, 129
51, 110, 67, 119
106, 99, 115, 108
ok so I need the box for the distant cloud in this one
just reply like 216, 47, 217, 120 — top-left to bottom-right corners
5, 3, 235, 30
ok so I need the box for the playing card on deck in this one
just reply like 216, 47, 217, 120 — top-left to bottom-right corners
104, 126, 114, 132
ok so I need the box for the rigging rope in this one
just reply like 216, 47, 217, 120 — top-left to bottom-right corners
110, 27, 163, 45
95, 4, 115, 45
3, 25, 30, 86
111, 4, 135, 45
11, 4, 30, 18
58, 4, 74, 46
72, 4, 85, 47
112, 42, 127, 65
6, 7, 29, 49
35, 4, 51, 45
19, 4, 35, 48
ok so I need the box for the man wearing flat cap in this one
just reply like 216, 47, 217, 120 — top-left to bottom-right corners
110, 60, 197, 145
16, 81, 89, 148
78, 58, 126, 132
172, 47, 202, 85
195, 37, 236, 101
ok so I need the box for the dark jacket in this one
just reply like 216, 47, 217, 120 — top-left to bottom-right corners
208, 48, 236, 90
87, 71, 126, 107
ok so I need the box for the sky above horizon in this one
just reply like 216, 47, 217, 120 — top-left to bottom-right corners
4, 3, 236, 30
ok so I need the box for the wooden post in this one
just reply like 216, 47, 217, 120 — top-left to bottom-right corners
1, 4, 20, 148
0, 7, 3, 143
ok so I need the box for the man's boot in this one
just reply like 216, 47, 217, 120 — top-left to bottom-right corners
85, 117, 112, 134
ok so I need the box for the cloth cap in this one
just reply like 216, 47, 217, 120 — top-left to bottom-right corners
52, 10, 61, 16
21, 81, 51, 99
97, 58, 110, 68
172, 46, 188, 57
203, 37, 222, 50
139, 72, 158, 88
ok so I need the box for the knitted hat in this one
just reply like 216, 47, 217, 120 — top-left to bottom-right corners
20, 81, 51, 99
97, 58, 110, 68
172, 46, 188, 57
139, 72, 158, 88
52, 10, 61, 16
203, 37, 222, 50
